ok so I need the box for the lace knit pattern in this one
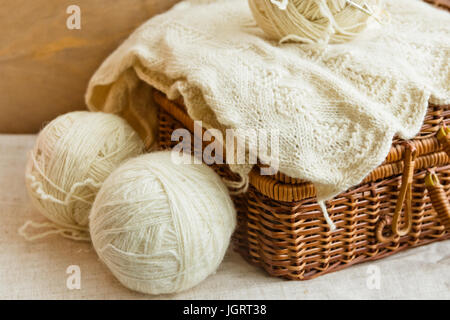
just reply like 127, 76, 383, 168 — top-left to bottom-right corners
86, 0, 450, 202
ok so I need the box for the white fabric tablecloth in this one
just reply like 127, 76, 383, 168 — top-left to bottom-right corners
1, 134, 449, 300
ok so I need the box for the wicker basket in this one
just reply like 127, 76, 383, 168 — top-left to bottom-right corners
155, 90, 450, 280
151, 0, 450, 280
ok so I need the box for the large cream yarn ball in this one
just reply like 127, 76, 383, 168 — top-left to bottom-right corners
248, 0, 379, 44
90, 151, 237, 295
25, 111, 144, 239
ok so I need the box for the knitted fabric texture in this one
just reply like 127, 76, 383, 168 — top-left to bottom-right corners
86, 0, 450, 203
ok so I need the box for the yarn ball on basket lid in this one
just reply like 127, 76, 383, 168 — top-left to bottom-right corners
24, 111, 144, 241
89, 151, 237, 295
248, 0, 381, 44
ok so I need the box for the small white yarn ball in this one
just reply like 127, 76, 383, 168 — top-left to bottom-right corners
90, 151, 237, 295
25, 111, 144, 235
248, 0, 379, 44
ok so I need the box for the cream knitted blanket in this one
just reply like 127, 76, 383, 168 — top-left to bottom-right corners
86, 0, 449, 217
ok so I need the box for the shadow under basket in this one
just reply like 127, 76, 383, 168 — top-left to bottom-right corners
154, 90, 450, 280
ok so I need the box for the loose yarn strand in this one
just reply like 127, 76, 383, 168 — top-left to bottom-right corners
224, 175, 250, 195
346, 0, 373, 16
276, 0, 374, 16
18, 220, 90, 242
270, 0, 288, 10
319, 201, 337, 231
27, 151, 101, 205
26, 173, 99, 206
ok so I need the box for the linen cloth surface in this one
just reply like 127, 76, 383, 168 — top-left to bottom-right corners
85, 0, 450, 203
2, 134, 450, 299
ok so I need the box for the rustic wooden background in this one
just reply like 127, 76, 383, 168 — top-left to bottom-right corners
0, 0, 180, 133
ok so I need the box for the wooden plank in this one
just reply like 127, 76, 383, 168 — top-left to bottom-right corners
0, 0, 180, 133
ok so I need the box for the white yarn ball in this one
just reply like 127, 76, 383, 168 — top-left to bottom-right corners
89, 151, 237, 295
25, 111, 144, 237
248, 0, 379, 44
